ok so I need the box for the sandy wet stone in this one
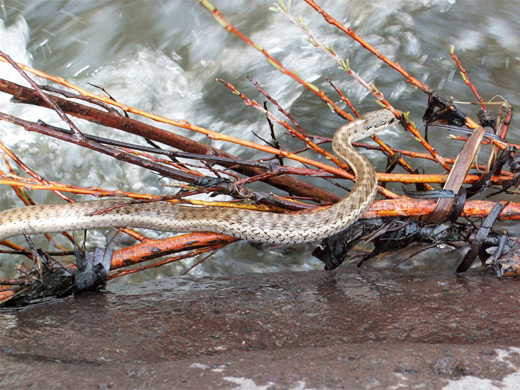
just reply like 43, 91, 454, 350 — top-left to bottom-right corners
1, 269, 519, 389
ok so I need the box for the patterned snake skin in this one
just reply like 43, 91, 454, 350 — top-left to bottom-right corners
0, 110, 398, 245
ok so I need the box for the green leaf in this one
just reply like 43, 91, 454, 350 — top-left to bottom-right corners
339, 58, 350, 71
278, 0, 287, 13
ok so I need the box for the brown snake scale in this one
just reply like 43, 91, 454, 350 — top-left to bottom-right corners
0, 110, 398, 245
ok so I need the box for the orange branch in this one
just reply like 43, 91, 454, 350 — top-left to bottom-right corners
366, 198, 520, 221
0, 57, 372, 182
450, 46, 487, 111
303, 0, 430, 92
197, 0, 354, 121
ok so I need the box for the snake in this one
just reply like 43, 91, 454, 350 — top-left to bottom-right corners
0, 110, 398, 245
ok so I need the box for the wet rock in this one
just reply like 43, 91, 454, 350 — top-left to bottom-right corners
1, 268, 519, 389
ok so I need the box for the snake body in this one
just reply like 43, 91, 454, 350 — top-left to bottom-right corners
0, 110, 397, 245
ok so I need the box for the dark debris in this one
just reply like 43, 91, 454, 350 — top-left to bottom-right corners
314, 214, 514, 273
1, 230, 118, 307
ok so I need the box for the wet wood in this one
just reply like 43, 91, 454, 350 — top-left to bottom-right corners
423, 125, 487, 223
0, 78, 341, 204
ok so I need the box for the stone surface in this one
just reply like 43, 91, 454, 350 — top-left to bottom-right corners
1, 269, 519, 389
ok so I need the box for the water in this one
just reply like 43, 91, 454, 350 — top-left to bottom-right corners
0, 0, 518, 280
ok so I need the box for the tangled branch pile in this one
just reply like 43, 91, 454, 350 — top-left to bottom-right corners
0, 1, 518, 305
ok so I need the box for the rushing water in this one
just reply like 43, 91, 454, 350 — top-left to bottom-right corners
0, 0, 519, 280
